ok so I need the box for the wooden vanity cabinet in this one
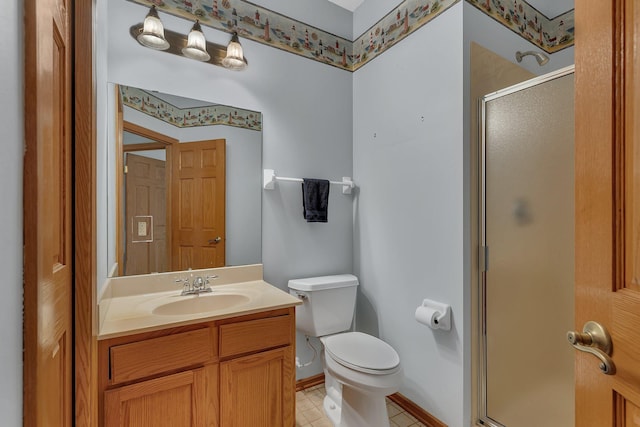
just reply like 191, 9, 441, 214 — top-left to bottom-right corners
220, 347, 292, 427
218, 313, 295, 427
98, 307, 296, 427
104, 366, 218, 427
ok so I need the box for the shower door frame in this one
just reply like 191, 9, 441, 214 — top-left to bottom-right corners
477, 65, 575, 427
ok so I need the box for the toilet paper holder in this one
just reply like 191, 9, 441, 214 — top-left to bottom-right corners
415, 299, 451, 331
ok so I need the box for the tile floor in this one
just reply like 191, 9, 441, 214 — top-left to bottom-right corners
295, 384, 428, 427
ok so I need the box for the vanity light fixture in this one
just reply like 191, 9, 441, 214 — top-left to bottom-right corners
137, 5, 170, 50
222, 32, 247, 71
131, 10, 248, 70
182, 20, 210, 62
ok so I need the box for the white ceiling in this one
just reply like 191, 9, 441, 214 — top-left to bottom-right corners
527, 0, 574, 17
328, 0, 573, 16
149, 90, 216, 109
327, 0, 364, 12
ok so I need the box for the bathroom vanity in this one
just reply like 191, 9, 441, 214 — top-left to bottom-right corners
97, 265, 300, 427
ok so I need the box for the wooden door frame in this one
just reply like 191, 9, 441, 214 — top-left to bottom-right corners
70, 1, 630, 427
117, 119, 176, 276
573, 2, 615, 422
75, 0, 98, 425
124, 153, 169, 276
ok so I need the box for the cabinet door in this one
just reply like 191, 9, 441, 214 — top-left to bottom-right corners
220, 347, 294, 427
105, 367, 217, 427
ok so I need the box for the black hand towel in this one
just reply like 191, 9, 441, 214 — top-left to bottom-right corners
302, 178, 330, 223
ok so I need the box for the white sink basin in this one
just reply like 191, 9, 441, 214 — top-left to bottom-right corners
152, 293, 251, 316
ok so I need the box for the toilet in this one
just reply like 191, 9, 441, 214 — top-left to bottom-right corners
288, 275, 402, 427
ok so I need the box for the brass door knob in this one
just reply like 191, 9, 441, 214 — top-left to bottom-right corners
208, 237, 222, 244
567, 321, 615, 375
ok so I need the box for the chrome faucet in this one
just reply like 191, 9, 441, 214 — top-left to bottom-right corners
175, 274, 218, 296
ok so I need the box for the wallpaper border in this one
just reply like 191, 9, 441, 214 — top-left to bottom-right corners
120, 85, 263, 131
465, 0, 574, 54
127, 0, 574, 71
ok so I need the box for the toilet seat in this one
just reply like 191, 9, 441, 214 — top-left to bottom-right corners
323, 332, 400, 375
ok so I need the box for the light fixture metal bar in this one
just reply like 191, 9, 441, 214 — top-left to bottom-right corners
130, 23, 248, 68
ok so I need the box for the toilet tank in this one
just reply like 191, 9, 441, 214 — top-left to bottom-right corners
288, 274, 359, 337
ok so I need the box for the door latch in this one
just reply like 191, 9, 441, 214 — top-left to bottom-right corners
567, 321, 615, 375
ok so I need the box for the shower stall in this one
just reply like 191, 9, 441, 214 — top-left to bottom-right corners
477, 66, 575, 427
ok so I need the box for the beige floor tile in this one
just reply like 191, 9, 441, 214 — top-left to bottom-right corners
390, 412, 418, 427
296, 409, 310, 426
388, 400, 402, 411
297, 397, 315, 411
307, 393, 325, 406
309, 389, 325, 399
297, 385, 408, 426
404, 413, 418, 423
386, 402, 402, 417
310, 418, 334, 427
302, 407, 325, 423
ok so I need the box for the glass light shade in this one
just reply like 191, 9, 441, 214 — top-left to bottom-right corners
182, 22, 210, 61
137, 6, 170, 50
222, 33, 247, 70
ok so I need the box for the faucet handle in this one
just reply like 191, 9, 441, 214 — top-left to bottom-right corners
175, 277, 190, 293
205, 275, 219, 284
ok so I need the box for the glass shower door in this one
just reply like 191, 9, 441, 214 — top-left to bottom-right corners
479, 67, 575, 427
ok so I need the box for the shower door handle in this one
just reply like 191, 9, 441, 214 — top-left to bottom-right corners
567, 321, 615, 375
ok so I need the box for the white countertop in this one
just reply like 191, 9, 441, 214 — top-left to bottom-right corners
98, 266, 301, 340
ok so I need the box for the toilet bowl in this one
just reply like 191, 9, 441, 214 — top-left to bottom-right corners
320, 332, 402, 427
287, 275, 402, 427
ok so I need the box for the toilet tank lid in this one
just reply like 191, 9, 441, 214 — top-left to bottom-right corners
287, 274, 359, 291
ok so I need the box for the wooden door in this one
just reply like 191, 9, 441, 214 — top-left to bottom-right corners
574, 0, 640, 425
104, 369, 208, 427
24, 0, 73, 423
172, 140, 226, 270
117, 121, 178, 276
125, 153, 168, 275
220, 347, 294, 427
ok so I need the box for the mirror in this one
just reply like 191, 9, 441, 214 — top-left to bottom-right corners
107, 83, 262, 276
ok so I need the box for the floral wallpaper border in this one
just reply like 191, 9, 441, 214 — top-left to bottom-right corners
465, 0, 574, 53
351, 0, 459, 71
127, 0, 574, 71
120, 85, 263, 131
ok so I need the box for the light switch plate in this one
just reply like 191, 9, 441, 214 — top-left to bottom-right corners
132, 215, 153, 243
137, 221, 147, 237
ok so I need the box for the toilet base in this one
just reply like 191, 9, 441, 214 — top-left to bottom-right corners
323, 394, 341, 426
322, 386, 391, 427
341, 385, 391, 427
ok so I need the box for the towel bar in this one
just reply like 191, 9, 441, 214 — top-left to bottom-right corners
263, 169, 354, 195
